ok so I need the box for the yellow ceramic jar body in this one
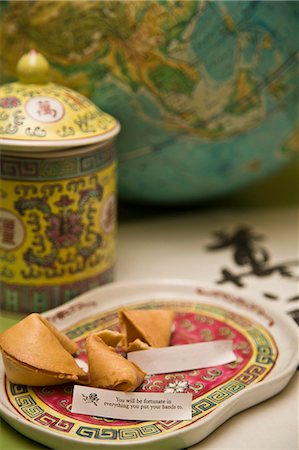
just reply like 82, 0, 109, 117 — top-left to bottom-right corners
0, 143, 117, 313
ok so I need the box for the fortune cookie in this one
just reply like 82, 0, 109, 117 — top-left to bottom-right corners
0, 313, 87, 386
119, 309, 174, 350
95, 330, 150, 352
86, 333, 146, 391
96, 329, 124, 347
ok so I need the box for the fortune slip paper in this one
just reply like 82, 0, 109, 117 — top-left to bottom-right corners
128, 340, 236, 375
72, 386, 192, 420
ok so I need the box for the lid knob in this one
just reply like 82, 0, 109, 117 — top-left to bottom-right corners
16, 50, 50, 84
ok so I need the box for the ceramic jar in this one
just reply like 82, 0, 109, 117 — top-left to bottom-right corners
0, 51, 120, 313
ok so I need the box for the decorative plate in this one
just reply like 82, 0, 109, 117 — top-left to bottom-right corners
0, 279, 297, 450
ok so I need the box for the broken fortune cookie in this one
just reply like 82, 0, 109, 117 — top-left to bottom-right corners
86, 333, 146, 391
119, 309, 174, 350
0, 313, 87, 386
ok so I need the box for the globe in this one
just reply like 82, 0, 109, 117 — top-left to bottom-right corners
0, 1, 298, 204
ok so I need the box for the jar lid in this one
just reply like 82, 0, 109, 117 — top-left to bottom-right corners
0, 51, 120, 151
